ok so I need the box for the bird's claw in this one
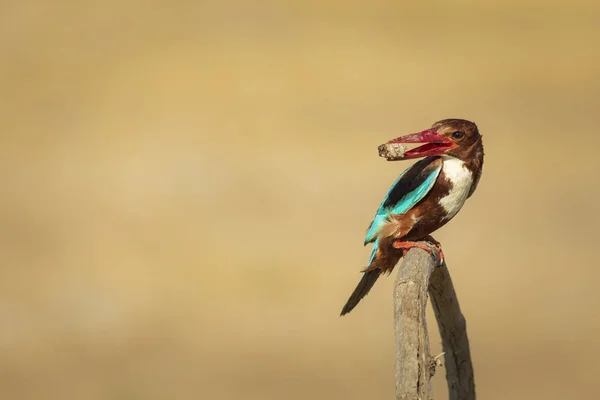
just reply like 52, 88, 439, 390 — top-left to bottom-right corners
424, 235, 445, 265
392, 237, 444, 265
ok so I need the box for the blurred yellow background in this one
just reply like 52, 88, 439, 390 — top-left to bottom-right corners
1, 1, 600, 399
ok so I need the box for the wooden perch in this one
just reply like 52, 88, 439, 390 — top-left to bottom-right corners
393, 246, 475, 400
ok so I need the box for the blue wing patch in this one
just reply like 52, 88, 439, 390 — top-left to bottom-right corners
367, 238, 380, 265
364, 158, 442, 245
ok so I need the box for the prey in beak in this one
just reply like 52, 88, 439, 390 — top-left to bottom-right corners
378, 128, 456, 161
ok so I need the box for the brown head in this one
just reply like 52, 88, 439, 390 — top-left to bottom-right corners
386, 118, 483, 163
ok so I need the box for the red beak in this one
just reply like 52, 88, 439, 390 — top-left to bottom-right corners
385, 128, 455, 160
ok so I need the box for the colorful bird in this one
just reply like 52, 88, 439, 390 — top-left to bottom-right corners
341, 119, 484, 316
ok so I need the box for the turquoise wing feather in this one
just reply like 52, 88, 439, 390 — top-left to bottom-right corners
364, 157, 442, 245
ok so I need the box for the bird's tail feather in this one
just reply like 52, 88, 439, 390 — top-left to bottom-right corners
340, 269, 381, 316
341, 237, 402, 316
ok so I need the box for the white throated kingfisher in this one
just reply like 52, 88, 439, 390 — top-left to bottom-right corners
341, 119, 484, 315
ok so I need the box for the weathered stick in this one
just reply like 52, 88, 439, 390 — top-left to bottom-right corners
394, 247, 438, 399
429, 262, 476, 400
394, 246, 475, 400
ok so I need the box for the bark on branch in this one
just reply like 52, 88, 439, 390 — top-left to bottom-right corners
394, 246, 475, 400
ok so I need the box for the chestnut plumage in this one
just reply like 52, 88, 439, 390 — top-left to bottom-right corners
341, 119, 484, 316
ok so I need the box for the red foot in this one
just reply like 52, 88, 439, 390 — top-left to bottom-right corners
392, 236, 444, 265
424, 235, 445, 264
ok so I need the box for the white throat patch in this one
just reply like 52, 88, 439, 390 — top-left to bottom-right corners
439, 156, 473, 220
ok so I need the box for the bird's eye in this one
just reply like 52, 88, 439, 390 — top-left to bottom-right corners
451, 131, 464, 139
